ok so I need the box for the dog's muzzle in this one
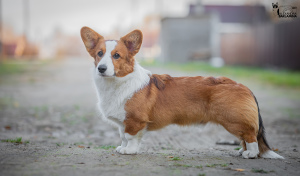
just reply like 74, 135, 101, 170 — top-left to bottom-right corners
98, 64, 107, 73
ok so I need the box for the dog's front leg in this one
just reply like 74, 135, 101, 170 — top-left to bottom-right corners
116, 126, 128, 152
118, 129, 145, 155
117, 116, 147, 155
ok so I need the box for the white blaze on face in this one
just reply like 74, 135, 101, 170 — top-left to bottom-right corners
97, 40, 117, 76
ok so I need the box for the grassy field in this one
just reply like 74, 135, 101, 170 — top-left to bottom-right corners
1, 59, 300, 88
0, 60, 27, 76
140, 60, 300, 88
0, 59, 54, 76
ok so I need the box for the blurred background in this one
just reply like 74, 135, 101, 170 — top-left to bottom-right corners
0, 0, 300, 70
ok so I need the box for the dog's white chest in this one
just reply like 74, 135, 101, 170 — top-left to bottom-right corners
92, 62, 151, 125
94, 80, 130, 123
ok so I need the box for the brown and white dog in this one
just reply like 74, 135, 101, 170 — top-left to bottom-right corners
80, 27, 283, 159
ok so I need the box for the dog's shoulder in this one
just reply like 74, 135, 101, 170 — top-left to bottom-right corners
150, 74, 172, 90
202, 76, 237, 86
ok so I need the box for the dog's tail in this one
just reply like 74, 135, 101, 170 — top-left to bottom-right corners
252, 94, 284, 159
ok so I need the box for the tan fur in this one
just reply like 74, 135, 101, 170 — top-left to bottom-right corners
80, 27, 106, 66
125, 75, 259, 144
111, 40, 135, 77
80, 27, 142, 77
112, 30, 143, 77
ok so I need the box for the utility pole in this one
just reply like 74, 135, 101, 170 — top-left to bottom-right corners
131, 0, 137, 28
0, 0, 3, 59
24, 0, 29, 39
155, 0, 163, 17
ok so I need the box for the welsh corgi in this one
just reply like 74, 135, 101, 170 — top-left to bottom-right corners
80, 27, 284, 159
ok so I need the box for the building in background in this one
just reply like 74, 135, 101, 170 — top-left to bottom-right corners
159, 1, 300, 70
0, 25, 38, 58
160, 14, 220, 63
139, 14, 161, 60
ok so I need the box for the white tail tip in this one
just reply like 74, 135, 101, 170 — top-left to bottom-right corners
260, 150, 284, 159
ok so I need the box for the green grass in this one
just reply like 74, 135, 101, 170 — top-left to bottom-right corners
0, 59, 53, 76
234, 147, 242, 150
140, 60, 300, 87
173, 163, 192, 167
206, 163, 228, 168
73, 142, 84, 146
281, 107, 300, 119
221, 163, 229, 167
94, 145, 116, 150
0, 97, 14, 108
0, 61, 26, 76
171, 156, 182, 161
56, 143, 66, 147
1, 137, 29, 144
73, 104, 80, 110
173, 163, 203, 168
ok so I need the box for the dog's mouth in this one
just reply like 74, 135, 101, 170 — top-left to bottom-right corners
98, 73, 116, 78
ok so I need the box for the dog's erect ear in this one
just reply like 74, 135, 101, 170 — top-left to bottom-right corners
80, 26, 104, 57
121, 30, 143, 57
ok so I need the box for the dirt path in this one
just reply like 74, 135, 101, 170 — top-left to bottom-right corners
0, 58, 300, 176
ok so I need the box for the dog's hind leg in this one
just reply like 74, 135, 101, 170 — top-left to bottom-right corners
221, 122, 259, 159
241, 134, 259, 159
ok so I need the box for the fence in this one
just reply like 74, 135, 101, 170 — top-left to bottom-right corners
221, 19, 300, 70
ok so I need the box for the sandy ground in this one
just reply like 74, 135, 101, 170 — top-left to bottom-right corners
0, 57, 300, 176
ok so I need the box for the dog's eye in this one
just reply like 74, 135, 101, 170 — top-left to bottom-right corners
98, 51, 103, 57
113, 53, 120, 59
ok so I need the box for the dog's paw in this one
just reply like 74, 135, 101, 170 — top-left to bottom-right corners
116, 146, 123, 152
242, 150, 259, 159
118, 147, 138, 155
238, 148, 244, 155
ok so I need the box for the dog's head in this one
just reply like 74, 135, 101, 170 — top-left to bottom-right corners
80, 27, 143, 78
272, 2, 278, 9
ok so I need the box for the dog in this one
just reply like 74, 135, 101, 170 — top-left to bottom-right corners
80, 27, 284, 159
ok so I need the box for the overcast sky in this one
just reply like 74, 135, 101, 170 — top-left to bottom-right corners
2, 0, 198, 41
2, 0, 287, 42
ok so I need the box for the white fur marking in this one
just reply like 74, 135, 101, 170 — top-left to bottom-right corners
118, 133, 140, 154
238, 147, 244, 155
117, 129, 146, 154
242, 142, 259, 159
97, 40, 117, 77
261, 150, 284, 159
116, 127, 128, 152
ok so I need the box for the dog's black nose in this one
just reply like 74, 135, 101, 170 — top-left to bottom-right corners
98, 64, 107, 73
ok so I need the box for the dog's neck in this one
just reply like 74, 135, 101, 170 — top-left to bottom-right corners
94, 61, 151, 105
